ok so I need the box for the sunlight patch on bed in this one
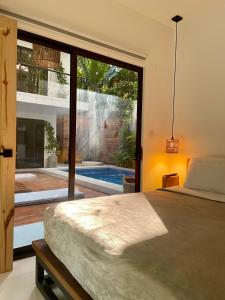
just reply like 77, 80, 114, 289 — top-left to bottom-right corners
54, 193, 168, 255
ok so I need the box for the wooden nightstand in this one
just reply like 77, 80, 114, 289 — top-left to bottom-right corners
162, 174, 179, 188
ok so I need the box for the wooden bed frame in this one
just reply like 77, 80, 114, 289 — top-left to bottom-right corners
32, 239, 93, 300
32, 161, 192, 299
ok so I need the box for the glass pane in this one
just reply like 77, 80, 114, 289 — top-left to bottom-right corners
76, 56, 138, 196
15, 40, 71, 249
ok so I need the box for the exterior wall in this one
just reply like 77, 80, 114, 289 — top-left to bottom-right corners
16, 101, 56, 167
17, 90, 126, 166
100, 117, 121, 164
75, 112, 90, 161
16, 90, 87, 168
58, 113, 122, 165
60, 52, 70, 74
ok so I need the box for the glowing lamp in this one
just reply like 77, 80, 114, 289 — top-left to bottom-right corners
166, 15, 183, 154
166, 138, 179, 153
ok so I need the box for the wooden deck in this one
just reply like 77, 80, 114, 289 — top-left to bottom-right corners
15, 185, 107, 226
15, 171, 69, 193
15, 171, 108, 226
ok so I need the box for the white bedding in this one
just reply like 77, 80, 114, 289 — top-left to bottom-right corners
184, 157, 225, 194
44, 193, 171, 299
166, 186, 225, 203
44, 190, 225, 300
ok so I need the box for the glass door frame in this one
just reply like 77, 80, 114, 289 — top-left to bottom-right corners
18, 29, 143, 195
15, 30, 143, 259
18, 30, 75, 200
72, 49, 143, 193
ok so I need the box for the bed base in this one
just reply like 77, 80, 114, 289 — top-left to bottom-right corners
32, 239, 92, 300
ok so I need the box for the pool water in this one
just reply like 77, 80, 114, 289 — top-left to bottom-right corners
75, 167, 135, 185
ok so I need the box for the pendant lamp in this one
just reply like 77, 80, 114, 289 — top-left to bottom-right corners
166, 15, 183, 153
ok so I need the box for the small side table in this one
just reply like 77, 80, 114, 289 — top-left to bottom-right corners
162, 174, 179, 188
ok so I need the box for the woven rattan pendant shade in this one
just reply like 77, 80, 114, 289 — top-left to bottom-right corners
166, 15, 183, 153
32, 44, 60, 70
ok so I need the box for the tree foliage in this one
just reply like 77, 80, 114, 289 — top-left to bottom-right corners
113, 128, 136, 168
77, 57, 120, 92
77, 57, 138, 168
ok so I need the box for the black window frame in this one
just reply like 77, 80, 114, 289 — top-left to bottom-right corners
14, 29, 143, 259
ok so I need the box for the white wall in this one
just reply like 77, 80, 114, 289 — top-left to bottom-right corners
177, 3, 225, 157
143, 2, 225, 191
60, 52, 70, 74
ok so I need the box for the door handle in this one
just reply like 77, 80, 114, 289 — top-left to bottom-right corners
0, 147, 13, 158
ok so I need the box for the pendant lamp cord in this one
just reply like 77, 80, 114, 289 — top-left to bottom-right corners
172, 22, 178, 139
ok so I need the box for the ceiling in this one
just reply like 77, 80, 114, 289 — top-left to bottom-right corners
113, 0, 213, 27
0, 0, 215, 56
0, 0, 214, 29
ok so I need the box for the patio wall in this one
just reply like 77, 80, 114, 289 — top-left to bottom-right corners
99, 117, 121, 163
17, 101, 56, 167
57, 113, 121, 164
16, 88, 126, 167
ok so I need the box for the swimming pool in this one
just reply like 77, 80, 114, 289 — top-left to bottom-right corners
74, 167, 135, 185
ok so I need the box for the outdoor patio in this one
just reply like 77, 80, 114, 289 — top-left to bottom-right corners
15, 171, 67, 193
13, 169, 110, 249
14, 171, 108, 226
15, 185, 107, 226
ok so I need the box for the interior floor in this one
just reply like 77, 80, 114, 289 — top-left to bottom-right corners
0, 257, 43, 300
0, 257, 66, 300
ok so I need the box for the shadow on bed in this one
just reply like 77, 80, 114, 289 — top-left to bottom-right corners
121, 191, 225, 300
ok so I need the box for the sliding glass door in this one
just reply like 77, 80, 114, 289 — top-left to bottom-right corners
75, 55, 142, 195
15, 37, 71, 251
14, 31, 143, 255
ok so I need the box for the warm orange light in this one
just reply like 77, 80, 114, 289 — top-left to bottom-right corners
166, 138, 179, 153
142, 152, 188, 191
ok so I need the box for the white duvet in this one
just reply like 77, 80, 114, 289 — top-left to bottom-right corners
166, 186, 225, 203
44, 190, 225, 300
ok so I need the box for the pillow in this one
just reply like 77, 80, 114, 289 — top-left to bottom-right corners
184, 157, 225, 195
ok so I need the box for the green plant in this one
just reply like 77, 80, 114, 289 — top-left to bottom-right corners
77, 57, 138, 166
77, 57, 120, 92
56, 61, 68, 85
113, 128, 136, 168
103, 68, 138, 101
44, 121, 60, 155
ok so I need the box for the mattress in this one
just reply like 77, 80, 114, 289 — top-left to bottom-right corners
166, 186, 225, 203
44, 190, 225, 300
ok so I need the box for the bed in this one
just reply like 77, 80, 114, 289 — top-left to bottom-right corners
33, 157, 225, 300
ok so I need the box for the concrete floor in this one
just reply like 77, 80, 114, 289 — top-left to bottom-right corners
0, 257, 44, 300
0, 257, 68, 300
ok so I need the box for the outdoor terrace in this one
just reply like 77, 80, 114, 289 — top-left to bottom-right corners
15, 171, 108, 226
